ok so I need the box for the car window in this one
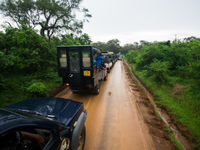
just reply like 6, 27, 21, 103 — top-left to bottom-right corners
59, 49, 67, 67
69, 50, 80, 73
82, 50, 91, 67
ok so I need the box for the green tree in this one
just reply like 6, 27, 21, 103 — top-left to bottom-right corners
147, 59, 169, 82
184, 36, 199, 43
122, 43, 139, 54
125, 50, 139, 64
0, 26, 56, 73
140, 40, 151, 46
0, 0, 91, 40
60, 33, 91, 45
106, 39, 121, 53
92, 42, 108, 51
78, 33, 92, 45
135, 43, 168, 70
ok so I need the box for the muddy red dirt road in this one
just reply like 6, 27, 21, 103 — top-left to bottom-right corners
57, 61, 176, 150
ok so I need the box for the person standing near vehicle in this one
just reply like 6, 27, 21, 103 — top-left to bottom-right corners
96, 54, 105, 69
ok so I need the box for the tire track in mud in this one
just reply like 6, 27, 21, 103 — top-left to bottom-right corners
57, 61, 179, 150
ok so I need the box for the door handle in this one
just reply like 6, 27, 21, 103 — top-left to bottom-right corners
69, 74, 74, 78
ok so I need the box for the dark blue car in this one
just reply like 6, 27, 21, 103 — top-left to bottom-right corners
0, 98, 87, 150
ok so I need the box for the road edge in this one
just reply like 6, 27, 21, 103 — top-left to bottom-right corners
123, 60, 191, 150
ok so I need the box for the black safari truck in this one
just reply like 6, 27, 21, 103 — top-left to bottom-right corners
57, 45, 107, 94
0, 98, 87, 150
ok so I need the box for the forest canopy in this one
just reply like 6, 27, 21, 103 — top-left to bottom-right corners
0, 0, 91, 40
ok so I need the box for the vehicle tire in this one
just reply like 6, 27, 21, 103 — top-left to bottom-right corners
77, 126, 86, 150
93, 83, 100, 94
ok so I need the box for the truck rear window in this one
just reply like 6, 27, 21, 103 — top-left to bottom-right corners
59, 50, 67, 67
69, 51, 80, 73
82, 51, 91, 67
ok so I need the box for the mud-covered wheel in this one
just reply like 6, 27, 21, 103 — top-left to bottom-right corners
93, 83, 100, 94
77, 126, 86, 150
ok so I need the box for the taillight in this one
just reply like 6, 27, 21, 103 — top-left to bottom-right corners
94, 68, 96, 75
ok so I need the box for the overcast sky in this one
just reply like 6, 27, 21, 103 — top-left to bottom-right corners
80, 0, 200, 45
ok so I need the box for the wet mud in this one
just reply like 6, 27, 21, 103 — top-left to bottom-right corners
57, 61, 177, 150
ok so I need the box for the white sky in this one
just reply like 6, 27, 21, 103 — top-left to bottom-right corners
80, 0, 200, 45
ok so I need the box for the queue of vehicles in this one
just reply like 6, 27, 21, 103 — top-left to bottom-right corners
57, 45, 118, 94
0, 45, 121, 150
102, 51, 118, 72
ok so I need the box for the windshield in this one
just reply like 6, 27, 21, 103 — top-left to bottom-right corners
7, 109, 60, 122
69, 50, 80, 73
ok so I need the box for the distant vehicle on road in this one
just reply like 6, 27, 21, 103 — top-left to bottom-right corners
102, 51, 113, 72
118, 55, 123, 60
107, 52, 118, 65
57, 45, 107, 94
0, 98, 87, 150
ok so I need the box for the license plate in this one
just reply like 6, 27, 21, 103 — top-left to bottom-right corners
83, 70, 91, 76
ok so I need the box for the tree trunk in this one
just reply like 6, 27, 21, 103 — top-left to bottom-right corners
40, 28, 45, 37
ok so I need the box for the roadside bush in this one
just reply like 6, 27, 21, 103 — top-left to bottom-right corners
125, 39, 200, 146
146, 59, 169, 83
135, 43, 169, 71
0, 26, 56, 73
0, 74, 5, 90
126, 50, 139, 64
27, 82, 47, 97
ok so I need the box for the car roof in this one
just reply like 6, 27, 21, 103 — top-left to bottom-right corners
57, 45, 92, 48
0, 98, 84, 134
57, 45, 101, 54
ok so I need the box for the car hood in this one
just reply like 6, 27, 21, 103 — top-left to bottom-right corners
4, 98, 84, 126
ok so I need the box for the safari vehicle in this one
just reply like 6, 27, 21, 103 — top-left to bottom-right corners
57, 45, 107, 94
0, 98, 87, 150
102, 51, 113, 73
118, 55, 123, 60
107, 52, 115, 67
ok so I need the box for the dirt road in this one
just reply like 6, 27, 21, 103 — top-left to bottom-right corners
57, 61, 176, 150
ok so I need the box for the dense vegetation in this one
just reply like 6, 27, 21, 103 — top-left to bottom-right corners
125, 38, 200, 147
0, 0, 199, 147
0, 0, 91, 40
0, 26, 91, 106
93, 39, 121, 54
0, 0, 92, 106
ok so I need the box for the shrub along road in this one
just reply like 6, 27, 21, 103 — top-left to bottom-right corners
57, 61, 177, 150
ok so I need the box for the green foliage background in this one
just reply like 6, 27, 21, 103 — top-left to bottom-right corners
125, 39, 200, 147
0, 26, 91, 106
0, 19, 200, 148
